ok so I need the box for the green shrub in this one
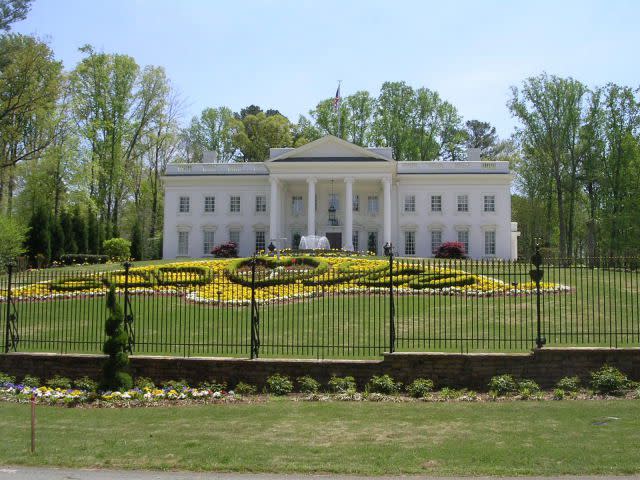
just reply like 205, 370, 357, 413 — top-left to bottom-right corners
297, 375, 320, 393
199, 380, 227, 392
440, 387, 462, 400
556, 376, 581, 392
102, 237, 131, 261
266, 374, 293, 396
73, 376, 98, 392
328, 375, 357, 393
366, 374, 401, 394
590, 365, 630, 395
100, 285, 132, 392
552, 388, 566, 400
21, 375, 40, 388
46, 375, 72, 390
234, 382, 256, 395
406, 378, 434, 398
134, 377, 156, 390
162, 379, 189, 391
517, 379, 541, 399
0, 372, 16, 385
488, 374, 518, 396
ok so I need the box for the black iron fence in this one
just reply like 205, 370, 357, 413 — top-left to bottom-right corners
2, 248, 639, 358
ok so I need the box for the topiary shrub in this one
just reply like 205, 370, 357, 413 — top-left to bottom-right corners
590, 365, 630, 395
265, 374, 293, 396
212, 241, 238, 258
59, 254, 109, 265
328, 375, 356, 393
488, 374, 518, 396
517, 379, 541, 399
366, 374, 402, 394
234, 382, 256, 395
406, 378, 435, 398
102, 238, 131, 261
435, 241, 467, 259
100, 285, 132, 392
297, 375, 320, 393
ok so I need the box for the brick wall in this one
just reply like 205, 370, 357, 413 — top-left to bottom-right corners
1, 348, 639, 390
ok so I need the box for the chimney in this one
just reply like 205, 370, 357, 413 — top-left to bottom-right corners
466, 147, 481, 162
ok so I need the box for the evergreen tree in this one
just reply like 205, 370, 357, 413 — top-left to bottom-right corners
72, 205, 88, 253
60, 210, 77, 254
49, 216, 65, 260
25, 205, 51, 264
130, 219, 143, 261
100, 286, 132, 392
87, 211, 99, 254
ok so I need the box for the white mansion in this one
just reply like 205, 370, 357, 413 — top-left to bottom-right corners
163, 135, 519, 259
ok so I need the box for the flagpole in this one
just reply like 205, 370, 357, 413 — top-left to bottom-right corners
337, 80, 342, 137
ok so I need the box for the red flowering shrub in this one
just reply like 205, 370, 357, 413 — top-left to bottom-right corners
211, 242, 238, 258
435, 241, 466, 259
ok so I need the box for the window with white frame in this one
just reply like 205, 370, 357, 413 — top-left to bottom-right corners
431, 195, 442, 212
367, 195, 379, 215
292, 196, 303, 216
230, 195, 241, 213
255, 195, 266, 213
457, 194, 469, 212
431, 230, 442, 254
484, 230, 496, 255
204, 196, 215, 213
203, 230, 215, 255
352, 231, 359, 252
179, 196, 190, 213
457, 230, 469, 255
404, 195, 416, 213
352, 194, 360, 212
404, 231, 416, 255
255, 231, 266, 253
483, 194, 496, 212
229, 230, 240, 247
177, 231, 189, 256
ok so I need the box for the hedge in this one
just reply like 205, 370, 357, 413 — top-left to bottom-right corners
154, 266, 211, 286
226, 256, 329, 287
49, 275, 104, 292
409, 274, 477, 290
59, 254, 109, 265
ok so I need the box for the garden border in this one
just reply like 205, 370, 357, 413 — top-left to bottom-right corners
1, 348, 639, 390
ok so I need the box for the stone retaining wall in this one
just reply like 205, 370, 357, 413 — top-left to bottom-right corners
1, 348, 639, 390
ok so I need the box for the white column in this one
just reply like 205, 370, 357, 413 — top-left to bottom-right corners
307, 177, 317, 237
382, 177, 392, 246
269, 177, 279, 244
343, 177, 354, 251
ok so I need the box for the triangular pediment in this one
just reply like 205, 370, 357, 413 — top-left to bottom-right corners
267, 135, 392, 163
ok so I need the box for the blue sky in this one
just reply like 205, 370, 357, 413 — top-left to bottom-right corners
13, 0, 640, 138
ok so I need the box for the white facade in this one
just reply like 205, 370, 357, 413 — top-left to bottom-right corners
162, 135, 519, 259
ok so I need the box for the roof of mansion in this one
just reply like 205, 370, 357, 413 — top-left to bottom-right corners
164, 135, 510, 176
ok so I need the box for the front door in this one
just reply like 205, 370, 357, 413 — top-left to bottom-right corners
325, 232, 342, 250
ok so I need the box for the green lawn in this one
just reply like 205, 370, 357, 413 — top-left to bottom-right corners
1, 400, 639, 475
5, 257, 640, 358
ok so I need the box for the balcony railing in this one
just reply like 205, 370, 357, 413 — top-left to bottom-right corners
397, 161, 510, 174
166, 163, 269, 175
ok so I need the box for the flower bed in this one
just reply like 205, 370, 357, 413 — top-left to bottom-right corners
155, 266, 210, 286
103, 269, 154, 288
49, 275, 104, 292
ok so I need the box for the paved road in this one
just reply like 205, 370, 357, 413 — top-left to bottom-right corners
1, 466, 640, 480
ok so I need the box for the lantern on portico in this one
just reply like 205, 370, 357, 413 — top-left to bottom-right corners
328, 179, 337, 225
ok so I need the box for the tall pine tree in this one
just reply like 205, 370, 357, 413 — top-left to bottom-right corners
72, 205, 88, 253
26, 205, 51, 265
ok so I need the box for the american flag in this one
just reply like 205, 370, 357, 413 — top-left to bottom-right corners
333, 83, 341, 112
